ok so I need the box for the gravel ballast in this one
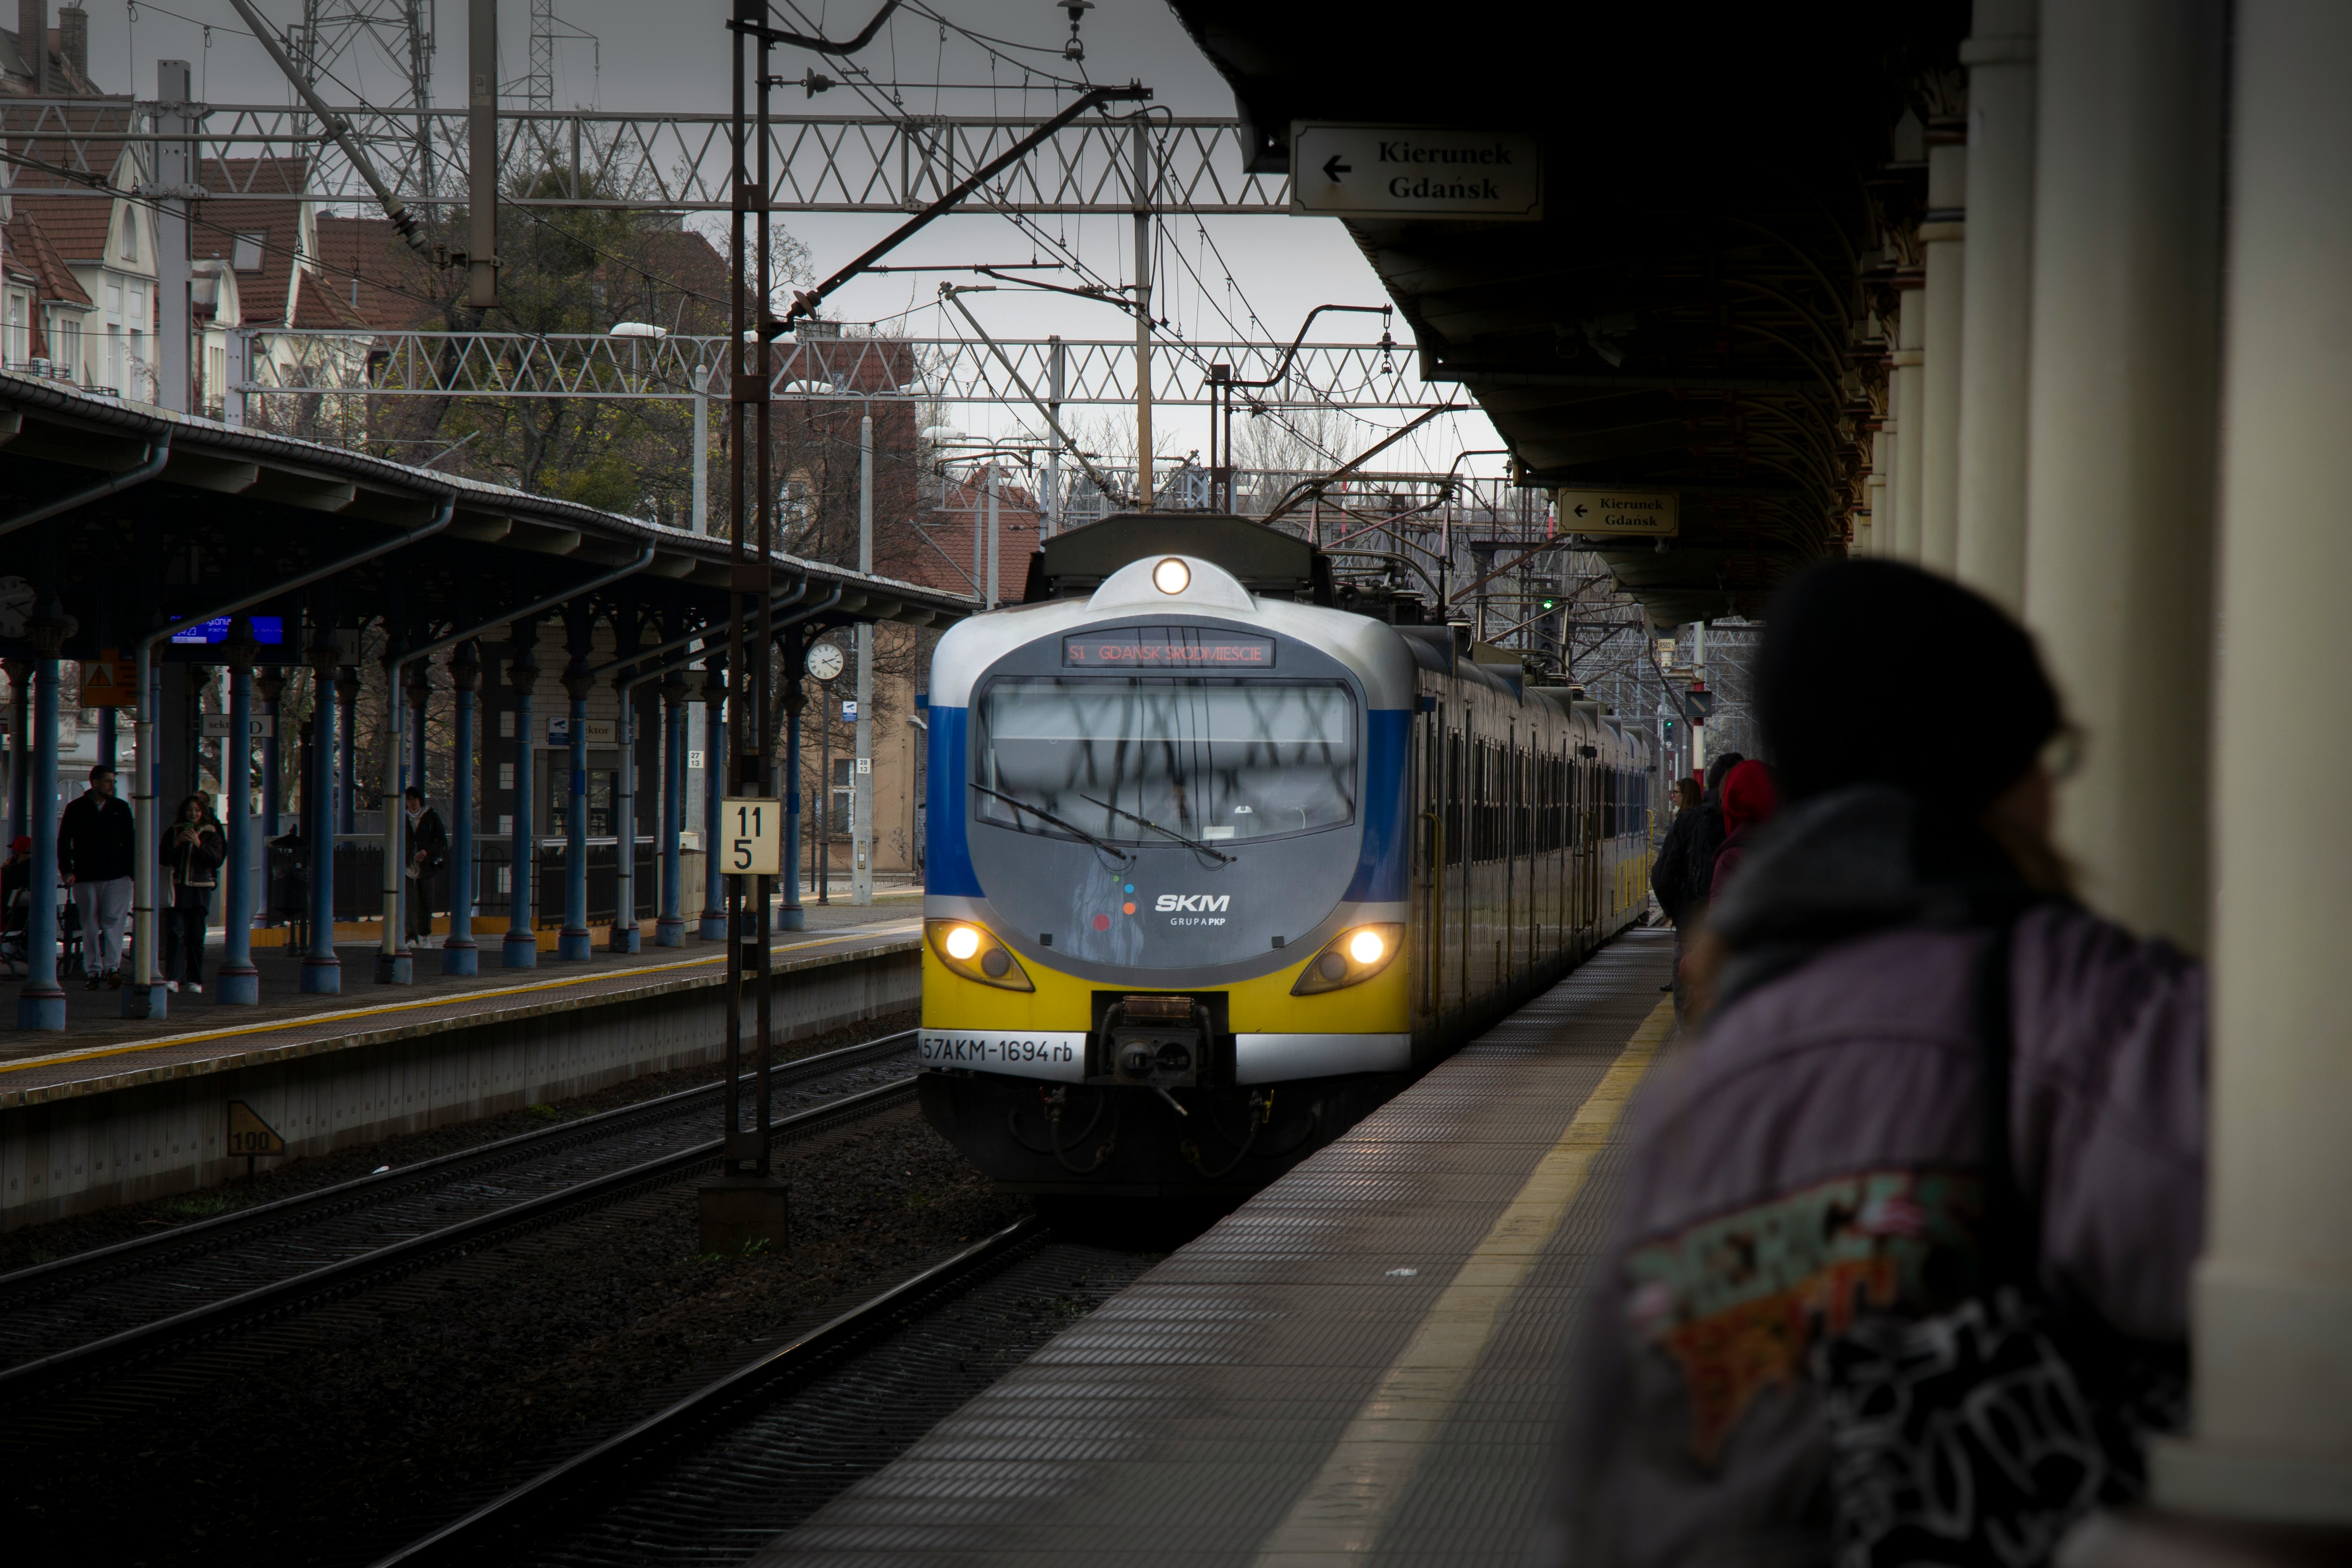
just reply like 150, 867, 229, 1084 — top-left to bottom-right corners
0, 1009, 916, 1274
5, 1083, 1046, 1567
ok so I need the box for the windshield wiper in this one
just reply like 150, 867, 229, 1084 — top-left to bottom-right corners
970, 781, 1133, 865
1078, 793, 1236, 865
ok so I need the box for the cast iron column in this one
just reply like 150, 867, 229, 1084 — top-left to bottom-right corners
13, 621, 66, 1029
502, 625, 541, 968
558, 657, 593, 962
656, 671, 688, 946
214, 621, 260, 1004
442, 644, 481, 975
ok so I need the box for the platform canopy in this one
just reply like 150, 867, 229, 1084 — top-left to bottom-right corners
1169, 0, 1966, 627
0, 372, 972, 665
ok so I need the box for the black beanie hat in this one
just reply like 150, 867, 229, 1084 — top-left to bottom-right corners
1757, 559, 2061, 813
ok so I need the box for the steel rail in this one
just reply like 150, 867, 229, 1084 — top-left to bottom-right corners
0, 1029, 915, 1309
0, 1055, 922, 1404
369, 1215, 1046, 1567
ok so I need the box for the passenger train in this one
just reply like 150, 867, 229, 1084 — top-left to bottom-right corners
917, 514, 1656, 1196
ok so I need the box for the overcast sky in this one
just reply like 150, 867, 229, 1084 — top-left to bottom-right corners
74, 0, 1504, 472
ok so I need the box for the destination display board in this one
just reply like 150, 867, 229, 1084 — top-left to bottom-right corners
1062, 628, 1275, 669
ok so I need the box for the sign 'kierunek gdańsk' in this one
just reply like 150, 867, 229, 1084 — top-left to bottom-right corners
1289, 123, 1544, 221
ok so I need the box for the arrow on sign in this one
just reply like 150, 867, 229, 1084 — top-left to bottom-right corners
1322, 154, 1351, 181
1574, 503, 1589, 518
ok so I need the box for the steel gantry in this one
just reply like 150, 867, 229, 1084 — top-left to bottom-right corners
229, 331, 1418, 408
0, 99, 1287, 213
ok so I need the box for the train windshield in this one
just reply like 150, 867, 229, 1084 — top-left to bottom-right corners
976, 678, 1357, 844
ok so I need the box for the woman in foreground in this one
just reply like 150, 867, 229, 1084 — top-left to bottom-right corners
1546, 560, 2205, 1568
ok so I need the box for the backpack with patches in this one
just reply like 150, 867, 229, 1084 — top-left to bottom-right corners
1813, 920, 2186, 1568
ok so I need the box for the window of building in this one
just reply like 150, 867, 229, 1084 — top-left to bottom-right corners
127, 284, 145, 326
105, 279, 122, 318
232, 233, 265, 271
120, 210, 138, 263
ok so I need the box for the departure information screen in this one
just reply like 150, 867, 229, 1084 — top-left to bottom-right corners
1061, 627, 1275, 669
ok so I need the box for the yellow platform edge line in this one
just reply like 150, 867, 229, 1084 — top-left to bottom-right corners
1250, 993, 1676, 1564
0, 921, 923, 1079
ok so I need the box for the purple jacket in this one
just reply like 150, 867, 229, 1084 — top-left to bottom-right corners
1546, 788, 2206, 1568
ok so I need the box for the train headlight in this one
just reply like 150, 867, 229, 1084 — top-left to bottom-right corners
926, 919, 1035, 991
1152, 557, 1191, 594
1291, 922, 1405, 995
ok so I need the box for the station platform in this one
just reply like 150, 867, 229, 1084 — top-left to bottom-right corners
0, 898, 922, 1230
758, 926, 1676, 1567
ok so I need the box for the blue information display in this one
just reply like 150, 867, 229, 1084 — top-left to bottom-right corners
170, 615, 285, 646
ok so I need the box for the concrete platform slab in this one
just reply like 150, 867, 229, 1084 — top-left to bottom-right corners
748, 928, 1676, 1567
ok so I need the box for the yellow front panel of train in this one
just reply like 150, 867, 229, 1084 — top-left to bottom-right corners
922, 931, 1415, 1035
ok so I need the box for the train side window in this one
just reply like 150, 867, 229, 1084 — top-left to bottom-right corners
1516, 752, 1530, 859
1472, 742, 1485, 862
1445, 733, 1464, 866
1483, 742, 1498, 862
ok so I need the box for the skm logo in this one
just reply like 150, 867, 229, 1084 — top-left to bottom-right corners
1154, 894, 1232, 913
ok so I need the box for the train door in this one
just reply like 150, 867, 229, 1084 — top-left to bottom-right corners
1413, 693, 1441, 1038
1444, 722, 1467, 1023
1464, 715, 1482, 1013
1503, 726, 1518, 992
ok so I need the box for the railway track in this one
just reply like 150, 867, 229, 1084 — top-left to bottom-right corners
0, 1029, 920, 1407
372, 1215, 1161, 1568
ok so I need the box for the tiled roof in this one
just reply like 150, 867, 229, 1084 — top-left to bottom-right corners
313, 214, 447, 330
288, 265, 369, 331
5, 98, 135, 190
190, 160, 313, 329
8, 192, 110, 265
4, 211, 93, 306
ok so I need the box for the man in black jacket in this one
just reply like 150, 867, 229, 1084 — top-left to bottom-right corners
59, 765, 136, 987
402, 786, 450, 946
1649, 752, 1744, 1010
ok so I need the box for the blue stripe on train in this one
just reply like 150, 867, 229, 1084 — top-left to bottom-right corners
1343, 708, 1411, 903
926, 704, 983, 897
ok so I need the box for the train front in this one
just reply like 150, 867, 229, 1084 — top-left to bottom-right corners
916, 549, 1416, 1196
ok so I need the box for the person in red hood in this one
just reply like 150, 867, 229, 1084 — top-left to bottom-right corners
1706, 758, 1778, 901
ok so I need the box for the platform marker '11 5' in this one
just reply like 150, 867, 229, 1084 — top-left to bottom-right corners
721, 798, 781, 877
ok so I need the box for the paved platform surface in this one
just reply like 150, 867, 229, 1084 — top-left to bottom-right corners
755, 927, 1677, 1567
0, 900, 921, 1107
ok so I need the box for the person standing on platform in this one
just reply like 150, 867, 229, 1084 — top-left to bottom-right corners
402, 785, 448, 949
1650, 777, 1705, 997
1669, 750, 1744, 920
1705, 758, 1778, 901
160, 794, 223, 993
58, 764, 134, 989
1548, 561, 2205, 1568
